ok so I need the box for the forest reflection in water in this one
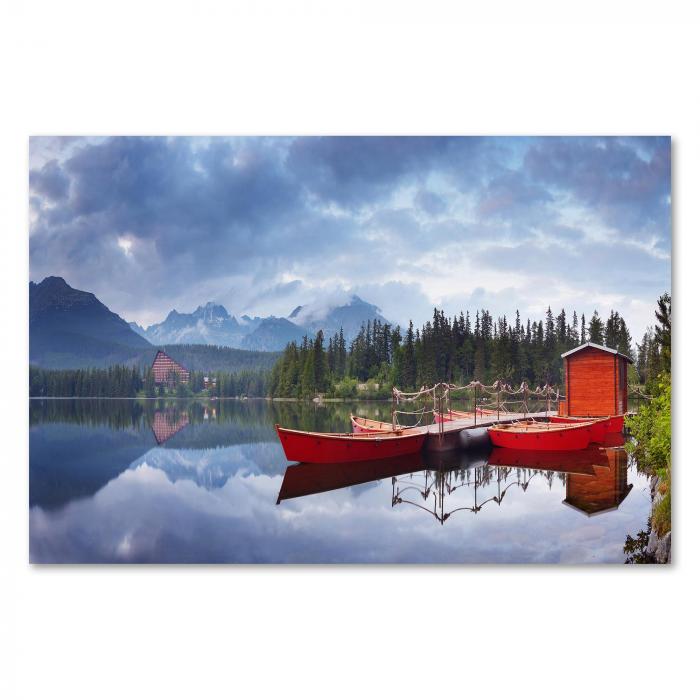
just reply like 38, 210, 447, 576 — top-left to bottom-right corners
29, 398, 652, 563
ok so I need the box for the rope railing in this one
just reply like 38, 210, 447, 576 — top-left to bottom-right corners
392, 380, 563, 427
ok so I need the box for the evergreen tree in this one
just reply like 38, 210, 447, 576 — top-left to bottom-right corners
337, 327, 347, 377
588, 311, 604, 344
312, 330, 330, 393
571, 311, 579, 345
144, 368, 156, 397
655, 292, 671, 374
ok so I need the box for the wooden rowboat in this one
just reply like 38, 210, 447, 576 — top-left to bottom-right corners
275, 424, 426, 464
434, 407, 515, 423
487, 420, 594, 451
433, 409, 475, 423
351, 415, 404, 433
547, 416, 608, 443
552, 414, 625, 434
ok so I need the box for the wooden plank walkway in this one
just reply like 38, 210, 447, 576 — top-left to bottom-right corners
418, 411, 554, 452
424, 411, 552, 436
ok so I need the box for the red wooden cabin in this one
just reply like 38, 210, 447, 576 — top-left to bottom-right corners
559, 342, 632, 417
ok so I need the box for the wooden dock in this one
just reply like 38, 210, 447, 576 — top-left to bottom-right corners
421, 411, 553, 452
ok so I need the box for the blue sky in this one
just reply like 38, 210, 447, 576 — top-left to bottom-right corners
29, 136, 671, 340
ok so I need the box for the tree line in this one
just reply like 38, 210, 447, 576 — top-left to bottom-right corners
30, 364, 271, 398
30, 365, 145, 397
268, 306, 636, 398
31, 300, 661, 401
634, 292, 672, 391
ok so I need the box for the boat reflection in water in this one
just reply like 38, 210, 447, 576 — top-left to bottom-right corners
277, 432, 631, 524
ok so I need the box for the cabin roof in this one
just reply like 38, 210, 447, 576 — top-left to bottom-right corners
561, 342, 633, 364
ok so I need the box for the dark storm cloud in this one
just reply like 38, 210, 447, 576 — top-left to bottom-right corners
524, 136, 671, 239
29, 159, 70, 201
286, 136, 492, 208
414, 189, 447, 216
28, 136, 671, 332
476, 169, 553, 221
287, 136, 450, 207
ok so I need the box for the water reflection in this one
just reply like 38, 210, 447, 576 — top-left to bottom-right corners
151, 408, 189, 444
280, 438, 633, 526
29, 399, 653, 563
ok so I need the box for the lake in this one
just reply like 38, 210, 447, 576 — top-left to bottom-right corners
29, 398, 653, 564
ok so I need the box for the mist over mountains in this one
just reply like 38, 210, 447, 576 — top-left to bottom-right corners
29, 276, 389, 369
129, 292, 388, 350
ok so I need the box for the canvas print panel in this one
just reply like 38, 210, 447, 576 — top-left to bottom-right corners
28, 136, 672, 563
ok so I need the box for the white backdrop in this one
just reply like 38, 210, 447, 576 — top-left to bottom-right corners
1, 2, 697, 699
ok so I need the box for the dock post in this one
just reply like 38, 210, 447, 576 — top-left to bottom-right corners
524, 384, 529, 419
473, 384, 477, 426
497, 380, 500, 421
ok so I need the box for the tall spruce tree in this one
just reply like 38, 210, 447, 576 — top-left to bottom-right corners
588, 311, 604, 344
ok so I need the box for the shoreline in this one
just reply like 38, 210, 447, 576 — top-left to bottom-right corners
29, 395, 394, 402
648, 474, 672, 563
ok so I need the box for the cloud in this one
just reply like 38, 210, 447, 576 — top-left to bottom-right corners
29, 441, 652, 563
476, 169, 553, 221
524, 136, 671, 236
414, 189, 447, 216
28, 136, 671, 339
29, 159, 70, 201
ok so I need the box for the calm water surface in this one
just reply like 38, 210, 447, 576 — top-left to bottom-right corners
29, 398, 653, 563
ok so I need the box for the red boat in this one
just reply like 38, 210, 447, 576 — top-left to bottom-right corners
275, 425, 427, 463
351, 415, 405, 433
552, 414, 625, 434
477, 407, 514, 416
487, 420, 594, 451
603, 415, 625, 433
433, 407, 515, 423
433, 409, 475, 423
548, 416, 608, 443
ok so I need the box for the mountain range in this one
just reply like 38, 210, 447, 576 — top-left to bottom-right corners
130, 294, 388, 351
29, 277, 389, 369
30, 277, 152, 368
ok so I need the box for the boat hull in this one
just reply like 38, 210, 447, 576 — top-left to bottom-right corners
276, 425, 426, 463
606, 415, 625, 433
351, 415, 402, 433
433, 408, 510, 423
555, 414, 625, 434
487, 422, 591, 451
433, 409, 474, 423
548, 416, 608, 443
